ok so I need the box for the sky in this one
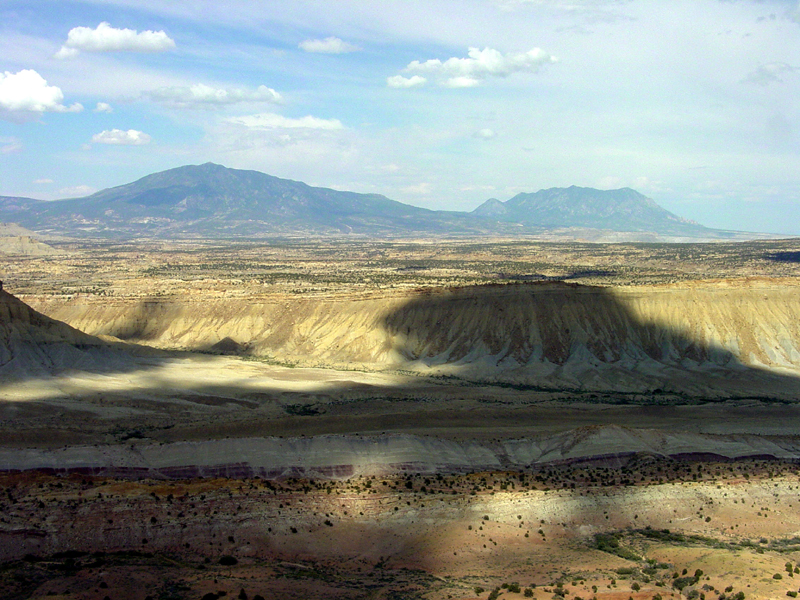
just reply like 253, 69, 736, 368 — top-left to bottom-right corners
1, 0, 799, 234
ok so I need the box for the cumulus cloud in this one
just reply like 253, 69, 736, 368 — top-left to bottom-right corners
446, 76, 481, 88
55, 22, 175, 59
53, 47, 80, 60
91, 129, 151, 145
94, 102, 113, 113
474, 128, 497, 139
399, 46, 556, 88
147, 84, 282, 108
742, 62, 798, 86
386, 75, 427, 88
299, 37, 360, 53
0, 70, 83, 120
225, 113, 344, 130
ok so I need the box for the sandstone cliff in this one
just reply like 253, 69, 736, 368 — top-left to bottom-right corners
25, 279, 800, 395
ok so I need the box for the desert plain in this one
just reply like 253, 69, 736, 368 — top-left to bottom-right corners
2, 236, 800, 600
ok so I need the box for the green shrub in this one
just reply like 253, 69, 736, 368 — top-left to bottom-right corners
673, 576, 699, 590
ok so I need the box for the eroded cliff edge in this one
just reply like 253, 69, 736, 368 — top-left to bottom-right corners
24, 279, 800, 396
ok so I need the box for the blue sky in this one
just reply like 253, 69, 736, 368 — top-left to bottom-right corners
1, 0, 799, 234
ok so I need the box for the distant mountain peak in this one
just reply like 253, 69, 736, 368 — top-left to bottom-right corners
470, 185, 708, 236
472, 198, 507, 217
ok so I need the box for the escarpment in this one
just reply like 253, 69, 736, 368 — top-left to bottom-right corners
23, 280, 800, 394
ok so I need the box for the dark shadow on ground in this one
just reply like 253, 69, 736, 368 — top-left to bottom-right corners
764, 250, 800, 263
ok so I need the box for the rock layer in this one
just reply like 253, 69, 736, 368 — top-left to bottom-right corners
2, 427, 799, 480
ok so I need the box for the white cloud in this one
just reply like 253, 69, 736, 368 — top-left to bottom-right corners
55, 22, 175, 58
400, 46, 557, 87
91, 129, 151, 145
147, 83, 282, 108
0, 136, 23, 154
474, 128, 497, 139
742, 62, 798, 86
225, 113, 344, 130
58, 184, 96, 197
298, 36, 360, 53
446, 76, 481, 88
54, 46, 80, 60
33, 178, 53, 184
94, 102, 113, 113
0, 70, 83, 119
387, 75, 427, 88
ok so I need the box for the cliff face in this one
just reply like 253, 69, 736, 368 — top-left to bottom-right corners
24, 279, 800, 394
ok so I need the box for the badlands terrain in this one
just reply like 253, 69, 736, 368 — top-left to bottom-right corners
1, 236, 800, 599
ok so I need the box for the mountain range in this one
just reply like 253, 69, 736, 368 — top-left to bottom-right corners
0, 162, 740, 240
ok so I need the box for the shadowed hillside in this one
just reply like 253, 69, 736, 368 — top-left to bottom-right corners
0, 290, 163, 380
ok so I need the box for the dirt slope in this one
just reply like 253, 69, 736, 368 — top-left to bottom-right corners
26, 279, 800, 394
0, 290, 142, 378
